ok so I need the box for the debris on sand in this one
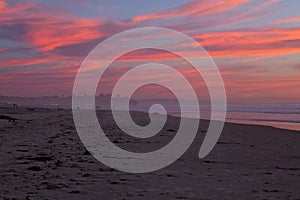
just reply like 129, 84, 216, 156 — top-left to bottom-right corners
0, 115, 18, 122
27, 166, 42, 171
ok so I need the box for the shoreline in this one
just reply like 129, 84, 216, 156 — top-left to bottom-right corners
1, 106, 300, 132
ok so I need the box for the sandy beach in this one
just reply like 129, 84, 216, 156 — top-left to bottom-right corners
0, 107, 299, 199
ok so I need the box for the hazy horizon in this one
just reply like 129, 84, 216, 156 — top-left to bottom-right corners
1, 94, 300, 105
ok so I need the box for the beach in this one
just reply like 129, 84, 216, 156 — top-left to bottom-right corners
0, 107, 299, 199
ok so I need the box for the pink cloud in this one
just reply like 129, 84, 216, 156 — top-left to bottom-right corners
272, 16, 300, 24
132, 0, 251, 23
194, 27, 300, 57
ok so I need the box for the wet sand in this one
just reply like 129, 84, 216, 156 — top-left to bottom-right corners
0, 108, 299, 199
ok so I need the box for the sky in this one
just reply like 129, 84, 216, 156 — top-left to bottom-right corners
0, 0, 300, 104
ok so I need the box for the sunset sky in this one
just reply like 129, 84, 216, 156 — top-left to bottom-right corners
0, 0, 300, 104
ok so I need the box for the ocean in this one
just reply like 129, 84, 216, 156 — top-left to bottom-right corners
132, 103, 300, 131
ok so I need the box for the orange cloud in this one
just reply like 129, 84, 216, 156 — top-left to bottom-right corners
0, 0, 36, 19
224, 76, 300, 103
193, 27, 300, 57
0, 57, 51, 67
133, 0, 250, 23
0, 0, 107, 51
272, 16, 300, 24
196, 28, 300, 46
26, 19, 103, 51
99, 27, 300, 63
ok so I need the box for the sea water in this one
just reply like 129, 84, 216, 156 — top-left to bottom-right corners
133, 103, 300, 131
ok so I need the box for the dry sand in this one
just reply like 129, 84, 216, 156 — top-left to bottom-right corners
0, 108, 299, 199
